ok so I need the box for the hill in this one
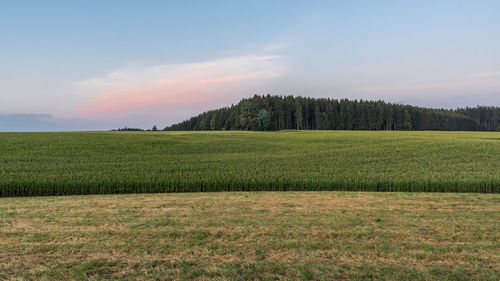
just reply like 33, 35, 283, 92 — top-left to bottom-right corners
1, 131, 499, 197
165, 95, 500, 131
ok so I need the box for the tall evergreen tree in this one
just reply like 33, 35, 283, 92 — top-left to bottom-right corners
295, 99, 303, 130
403, 109, 412, 130
314, 105, 321, 129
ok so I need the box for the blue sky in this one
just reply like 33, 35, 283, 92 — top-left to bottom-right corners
1, 0, 499, 131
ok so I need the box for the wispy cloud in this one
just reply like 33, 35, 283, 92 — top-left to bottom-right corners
347, 73, 500, 109
472, 71, 500, 78
0, 114, 111, 132
75, 55, 285, 118
261, 40, 290, 52
352, 75, 500, 96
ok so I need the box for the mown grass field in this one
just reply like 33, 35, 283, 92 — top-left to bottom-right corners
1, 131, 499, 196
0, 192, 499, 280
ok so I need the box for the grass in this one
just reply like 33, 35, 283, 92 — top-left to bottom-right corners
1, 130, 500, 196
0, 192, 498, 280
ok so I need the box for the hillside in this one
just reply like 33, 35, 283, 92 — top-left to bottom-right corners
165, 95, 500, 131
1, 131, 499, 197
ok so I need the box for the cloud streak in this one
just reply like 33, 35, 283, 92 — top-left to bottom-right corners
75, 55, 285, 118
0, 114, 111, 132
472, 71, 500, 78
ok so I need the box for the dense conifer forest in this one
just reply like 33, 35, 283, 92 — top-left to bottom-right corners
165, 95, 500, 131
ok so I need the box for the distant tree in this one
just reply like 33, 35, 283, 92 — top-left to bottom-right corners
276, 98, 285, 130
320, 112, 329, 130
366, 102, 377, 130
251, 109, 272, 131
376, 103, 384, 130
314, 105, 321, 129
210, 111, 222, 130
152, 125, 158, 131
238, 101, 252, 130
260, 109, 272, 130
339, 100, 349, 130
295, 99, 303, 130
114, 127, 144, 131
403, 110, 412, 130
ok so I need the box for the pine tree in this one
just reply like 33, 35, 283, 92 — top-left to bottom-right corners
403, 109, 412, 130
295, 99, 303, 130
314, 105, 321, 130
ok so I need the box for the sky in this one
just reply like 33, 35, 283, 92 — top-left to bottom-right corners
1, 0, 500, 131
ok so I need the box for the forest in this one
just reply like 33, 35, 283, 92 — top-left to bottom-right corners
165, 95, 500, 131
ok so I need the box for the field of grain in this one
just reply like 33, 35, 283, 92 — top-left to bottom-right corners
1, 192, 498, 280
1, 131, 500, 196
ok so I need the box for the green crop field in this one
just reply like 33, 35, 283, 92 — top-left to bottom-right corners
1, 131, 499, 196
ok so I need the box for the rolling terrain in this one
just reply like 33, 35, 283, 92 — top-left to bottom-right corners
0, 130, 499, 196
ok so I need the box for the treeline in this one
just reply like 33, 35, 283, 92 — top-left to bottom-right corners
113, 125, 159, 131
456, 106, 500, 131
113, 127, 144, 131
165, 95, 500, 131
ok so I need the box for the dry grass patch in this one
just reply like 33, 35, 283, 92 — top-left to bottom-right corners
0, 192, 499, 280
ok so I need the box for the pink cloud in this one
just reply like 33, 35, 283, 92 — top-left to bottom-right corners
75, 55, 285, 118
